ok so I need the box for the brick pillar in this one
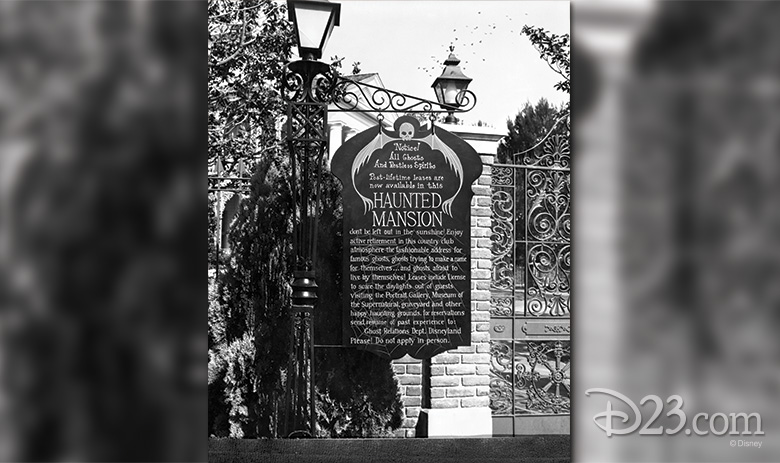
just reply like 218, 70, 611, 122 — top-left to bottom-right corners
416, 151, 493, 437
390, 167, 493, 437
391, 356, 423, 437
392, 124, 504, 438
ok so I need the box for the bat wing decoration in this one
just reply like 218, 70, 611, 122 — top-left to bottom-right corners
425, 130, 463, 217
350, 124, 463, 217
351, 128, 384, 213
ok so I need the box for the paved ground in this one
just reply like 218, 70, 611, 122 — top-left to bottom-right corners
209, 436, 570, 463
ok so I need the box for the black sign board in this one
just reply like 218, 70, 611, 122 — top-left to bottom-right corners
331, 116, 483, 359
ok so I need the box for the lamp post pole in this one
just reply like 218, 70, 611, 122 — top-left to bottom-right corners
279, 0, 477, 438
282, 59, 333, 438
282, 0, 341, 438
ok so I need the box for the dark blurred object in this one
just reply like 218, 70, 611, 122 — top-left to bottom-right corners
574, 1, 780, 462
0, 1, 205, 461
570, 45, 598, 119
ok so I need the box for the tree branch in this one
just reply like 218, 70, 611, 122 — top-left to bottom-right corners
544, 59, 567, 81
210, 3, 264, 21
510, 113, 569, 158
225, 114, 249, 136
213, 11, 248, 67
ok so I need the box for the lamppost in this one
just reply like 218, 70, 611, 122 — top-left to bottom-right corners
432, 46, 473, 124
282, 0, 340, 438
280, 0, 476, 438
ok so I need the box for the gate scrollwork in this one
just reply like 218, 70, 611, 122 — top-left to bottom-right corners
489, 127, 570, 422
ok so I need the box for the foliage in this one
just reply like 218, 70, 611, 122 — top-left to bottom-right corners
208, 0, 294, 437
209, 155, 294, 438
208, 0, 293, 180
521, 25, 570, 134
310, 174, 404, 438
208, 333, 258, 438
497, 25, 571, 162
208, 0, 403, 440
208, 269, 225, 350
208, 157, 404, 438
314, 350, 404, 437
330, 55, 362, 75
521, 25, 570, 96
208, 194, 218, 268
497, 98, 562, 163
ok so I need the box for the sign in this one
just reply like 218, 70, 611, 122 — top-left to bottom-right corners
489, 319, 571, 341
331, 116, 483, 359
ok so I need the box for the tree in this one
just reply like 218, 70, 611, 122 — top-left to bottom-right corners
521, 26, 570, 96
208, 0, 295, 439
310, 175, 403, 438
497, 98, 561, 163
208, 0, 293, 437
521, 25, 570, 131
496, 26, 570, 163
209, 154, 294, 438
209, 151, 403, 438
208, 0, 293, 184
208, 0, 293, 274
208, 0, 402, 438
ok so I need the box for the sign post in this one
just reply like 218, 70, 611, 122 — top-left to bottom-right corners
332, 115, 483, 359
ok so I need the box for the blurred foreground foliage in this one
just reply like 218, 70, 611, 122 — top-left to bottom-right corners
0, 1, 204, 460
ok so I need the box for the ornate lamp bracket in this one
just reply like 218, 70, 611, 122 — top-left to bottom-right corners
282, 63, 476, 114
329, 75, 476, 113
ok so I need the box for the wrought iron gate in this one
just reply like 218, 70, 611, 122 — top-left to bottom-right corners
489, 133, 571, 436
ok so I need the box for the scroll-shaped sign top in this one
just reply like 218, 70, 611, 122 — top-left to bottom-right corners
331, 116, 483, 360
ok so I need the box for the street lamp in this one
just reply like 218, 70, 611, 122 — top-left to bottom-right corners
288, 0, 341, 60
280, 1, 479, 438
282, 0, 341, 439
432, 47, 473, 123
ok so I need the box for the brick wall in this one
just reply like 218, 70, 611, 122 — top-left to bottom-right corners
392, 356, 424, 437
391, 152, 494, 438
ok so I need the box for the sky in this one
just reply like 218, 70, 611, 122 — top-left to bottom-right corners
310, 1, 570, 130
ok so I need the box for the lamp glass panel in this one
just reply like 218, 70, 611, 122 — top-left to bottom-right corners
433, 83, 444, 105
321, 18, 335, 52
294, 4, 332, 49
444, 82, 459, 105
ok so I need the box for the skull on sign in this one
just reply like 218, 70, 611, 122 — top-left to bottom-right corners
399, 122, 414, 141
